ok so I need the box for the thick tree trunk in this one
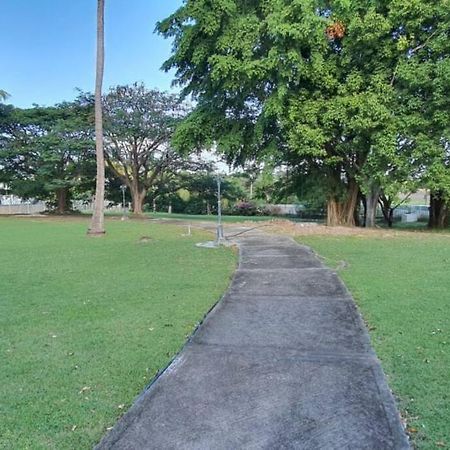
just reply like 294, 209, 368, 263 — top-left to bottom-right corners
56, 188, 69, 214
326, 179, 359, 226
365, 184, 380, 228
327, 200, 342, 226
88, 0, 106, 236
131, 186, 147, 215
429, 191, 449, 229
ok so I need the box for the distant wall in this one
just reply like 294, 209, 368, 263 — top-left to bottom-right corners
0, 202, 47, 215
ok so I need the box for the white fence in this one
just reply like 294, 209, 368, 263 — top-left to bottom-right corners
72, 201, 127, 213
392, 205, 429, 220
0, 200, 126, 215
0, 202, 47, 215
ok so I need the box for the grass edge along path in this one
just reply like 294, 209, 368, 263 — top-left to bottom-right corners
298, 233, 449, 450
0, 217, 237, 449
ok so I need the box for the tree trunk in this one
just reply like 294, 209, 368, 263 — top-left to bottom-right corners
88, 0, 106, 236
56, 188, 69, 214
152, 198, 157, 213
326, 179, 359, 226
206, 201, 211, 215
365, 184, 380, 228
379, 194, 394, 228
361, 195, 367, 227
354, 190, 363, 227
429, 191, 449, 229
365, 194, 377, 228
388, 208, 394, 227
131, 185, 146, 215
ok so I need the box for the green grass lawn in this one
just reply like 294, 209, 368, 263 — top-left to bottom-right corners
299, 232, 450, 449
0, 217, 237, 449
149, 211, 279, 222
101, 211, 281, 223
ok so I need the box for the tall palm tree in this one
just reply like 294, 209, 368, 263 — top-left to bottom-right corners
88, 0, 106, 235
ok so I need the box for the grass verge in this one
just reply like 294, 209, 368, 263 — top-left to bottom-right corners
0, 217, 236, 449
105, 211, 281, 223
298, 232, 450, 449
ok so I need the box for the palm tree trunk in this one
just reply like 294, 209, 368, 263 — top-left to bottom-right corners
88, 0, 106, 236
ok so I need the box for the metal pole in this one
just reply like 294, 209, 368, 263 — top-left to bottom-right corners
216, 176, 224, 243
120, 185, 127, 220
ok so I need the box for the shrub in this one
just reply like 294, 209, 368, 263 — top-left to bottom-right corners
232, 201, 259, 216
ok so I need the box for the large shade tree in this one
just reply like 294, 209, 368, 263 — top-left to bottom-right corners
102, 83, 190, 214
158, 0, 450, 227
391, 1, 450, 228
0, 101, 95, 212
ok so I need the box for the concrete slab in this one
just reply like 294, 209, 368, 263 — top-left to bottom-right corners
192, 294, 373, 354
97, 345, 408, 450
240, 244, 319, 258
96, 233, 409, 450
240, 254, 323, 269
230, 268, 349, 297
233, 235, 295, 247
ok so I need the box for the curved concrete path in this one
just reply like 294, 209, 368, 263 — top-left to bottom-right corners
97, 230, 409, 449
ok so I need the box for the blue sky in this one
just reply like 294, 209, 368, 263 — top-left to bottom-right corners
1, 0, 183, 108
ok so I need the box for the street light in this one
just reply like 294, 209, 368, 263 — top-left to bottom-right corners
216, 176, 225, 243
120, 185, 128, 220
4, 184, 12, 215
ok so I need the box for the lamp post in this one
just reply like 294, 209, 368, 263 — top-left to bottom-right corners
216, 176, 224, 243
120, 185, 127, 220
5, 185, 11, 215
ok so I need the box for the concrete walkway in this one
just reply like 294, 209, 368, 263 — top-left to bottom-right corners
97, 230, 409, 449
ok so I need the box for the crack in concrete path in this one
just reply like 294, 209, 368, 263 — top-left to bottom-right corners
97, 229, 410, 450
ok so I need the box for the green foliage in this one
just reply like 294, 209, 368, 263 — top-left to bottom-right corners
159, 0, 450, 226
0, 99, 95, 211
151, 171, 245, 214
0, 90, 9, 101
102, 83, 197, 212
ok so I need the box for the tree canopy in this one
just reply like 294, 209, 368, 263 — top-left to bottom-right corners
0, 99, 94, 213
158, 0, 450, 227
102, 83, 195, 214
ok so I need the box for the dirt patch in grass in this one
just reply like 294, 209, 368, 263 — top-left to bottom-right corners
265, 219, 450, 239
